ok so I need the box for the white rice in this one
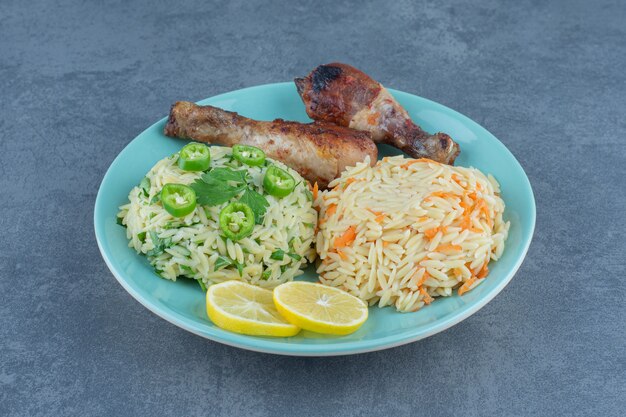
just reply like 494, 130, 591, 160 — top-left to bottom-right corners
117, 146, 317, 289
315, 156, 510, 312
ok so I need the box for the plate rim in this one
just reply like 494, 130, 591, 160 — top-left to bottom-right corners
94, 82, 536, 356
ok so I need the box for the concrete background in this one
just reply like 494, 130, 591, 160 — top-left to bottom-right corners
1, 0, 624, 416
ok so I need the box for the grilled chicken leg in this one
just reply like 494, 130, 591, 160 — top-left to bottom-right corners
295, 63, 460, 164
164, 101, 377, 188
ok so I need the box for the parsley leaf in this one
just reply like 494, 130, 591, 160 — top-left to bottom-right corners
191, 174, 245, 206
303, 222, 314, 229
304, 187, 313, 202
197, 280, 207, 292
190, 168, 251, 206
139, 177, 150, 197
261, 269, 272, 280
146, 231, 173, 257
209, 167, 247, 184
287, 253, 302, 261
239, 188, 269, 224
116, 217, 125, 227
234, 261, 244, 277
214, 255, 233, 271
270, 249, 285, 261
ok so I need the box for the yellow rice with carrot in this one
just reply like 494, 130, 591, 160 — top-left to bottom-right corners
314, 156, 510, 312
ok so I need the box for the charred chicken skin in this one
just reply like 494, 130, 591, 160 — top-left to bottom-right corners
164, 101, 377, 188
295, 63, 460, 164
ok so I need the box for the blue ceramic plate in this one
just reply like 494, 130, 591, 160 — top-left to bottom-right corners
94, 82, 535, 356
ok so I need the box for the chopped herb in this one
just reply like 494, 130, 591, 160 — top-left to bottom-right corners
239, 188, 269, 224
288, 253, 302, 261
280, 265, 288, 274
304, 187, 313, 202
270, 249, 285, 261
150, 194, 161, 204
180, 265, 194, 275
234, 261, 244, 277
303, 222, 314, 228
197, 279, 207, 292
261, 269, 272, 280
137, 231, 146, 243
214, 255, 233, 271
164, 221, 182, 230
116, 217, 125, 227
146, 231, 173, 257
139, 177, 150, 197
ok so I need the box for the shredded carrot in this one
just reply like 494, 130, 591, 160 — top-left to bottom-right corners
458, 277, 477, 296
344, 177, 357, 188
417, 216, 429, 222
419, 287, 434, 304
312, 182, 319, 201
469, 227, 483, 233
427, 191, 459, 200
436, 244, 462, 253
382, 241, 391, 248
334, 226, 357, 249
367, 209, 386, 224
453, 268, 463, 278
416, 272, 429, 286
400, 158, 437, 169
452, 174, 464, 185
325, 204, 337, 218
473, 199, 492, 228
423, 226, 447, 239
477, 263, 489, 279
337, 249, 348, 260
423, 228, 439, 239
459, 212, 472, 230
476, 182, 483, 191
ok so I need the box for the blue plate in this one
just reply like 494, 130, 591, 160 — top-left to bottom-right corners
94, 82, 535, 356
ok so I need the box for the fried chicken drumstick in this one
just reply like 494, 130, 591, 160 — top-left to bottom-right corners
164, 101, 377, 188
295, 63, 460, 164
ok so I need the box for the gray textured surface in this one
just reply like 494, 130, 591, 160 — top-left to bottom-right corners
1, 0, 625, 416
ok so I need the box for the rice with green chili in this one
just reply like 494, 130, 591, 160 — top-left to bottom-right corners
315, 156, 509, 312
117, 145, 317, 289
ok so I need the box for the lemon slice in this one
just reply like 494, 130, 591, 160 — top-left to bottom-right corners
206, 281, 300, 337
273, 282, 368, 335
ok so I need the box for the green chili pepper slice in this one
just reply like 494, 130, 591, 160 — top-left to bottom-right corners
232, 144, 266, 166
263, 165, 295, 198
178, 143, 211, 171
219, 202, 255, 241
160, 183, 197, 217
